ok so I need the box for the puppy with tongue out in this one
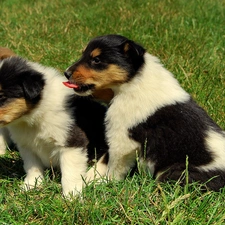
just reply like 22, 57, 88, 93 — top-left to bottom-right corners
63, 34, 225, 191
63, 77, 113, 103
63, 80, 95, 95
63, 81, 79, 89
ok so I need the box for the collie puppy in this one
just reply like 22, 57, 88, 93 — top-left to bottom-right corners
64, 34, 225, 191
0, 56, 107, 197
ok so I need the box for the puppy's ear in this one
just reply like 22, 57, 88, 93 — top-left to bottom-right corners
21, 71, 45, 101
121, 40, 145, 58
120, 40, 145, 72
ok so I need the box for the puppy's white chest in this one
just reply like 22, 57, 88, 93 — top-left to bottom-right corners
105, 101, 141, 154
9, 124, 60, 167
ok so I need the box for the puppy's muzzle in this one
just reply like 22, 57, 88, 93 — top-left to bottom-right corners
64, 71, 72, 80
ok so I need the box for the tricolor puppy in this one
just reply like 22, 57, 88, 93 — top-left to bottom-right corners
0, 56, 107, 197
64, 34, 225, 191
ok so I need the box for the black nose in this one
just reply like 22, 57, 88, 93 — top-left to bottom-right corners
64, 71, 72, 79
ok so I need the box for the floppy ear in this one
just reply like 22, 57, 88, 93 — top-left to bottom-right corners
120, 40, 146, 72
122, 40, 145, 57
21, 71, 45, 102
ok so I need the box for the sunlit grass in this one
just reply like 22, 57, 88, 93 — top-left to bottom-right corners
0, 0, 225, 224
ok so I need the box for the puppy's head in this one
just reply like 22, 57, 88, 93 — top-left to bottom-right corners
0, 57, 45, 126
64, 34, 145, 96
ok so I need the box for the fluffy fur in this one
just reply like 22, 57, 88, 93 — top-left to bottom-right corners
0, 56, 107, 197
64, 34, 225, 191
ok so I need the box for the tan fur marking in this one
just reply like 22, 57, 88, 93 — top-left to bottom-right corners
124, 43, 130, 53
90, 48, 101, 58
87, 64, 128, 88
100, 64, 127, 84
71, 64, 128, 89
0, 47, 16, 60
72, 65, 96, 83
92, 89, 114, 103
0, 98, 33, 125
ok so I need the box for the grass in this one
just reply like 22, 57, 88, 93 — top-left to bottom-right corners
0, 0, 225, 224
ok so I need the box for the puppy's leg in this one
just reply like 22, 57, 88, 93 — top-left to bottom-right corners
0, 128, 8, 155
86, 153, 108, 182
107, 148, 137, 180
60, 147, 87, 197
156, 163, 190, 184
104, 135, 140, 180
106, 137, 139, 180
87, 144, 138, 181
156, 163, 225, 191
19, 148, 44, 190
87, 135, 139, 182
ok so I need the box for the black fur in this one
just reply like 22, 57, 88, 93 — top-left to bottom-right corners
0, 57, 44, 104
65, 34, 146, 85
0, 57, 108, 164
84, 34, 146, 78
65, 95, 108, 161
129, 98, 222, 168
129, 98, 225, 189
157, 163, 225, 191
65, 34, 225, 191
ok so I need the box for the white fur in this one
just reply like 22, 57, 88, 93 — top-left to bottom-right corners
198, 129, 225, 171
90, 53, 190, 180
86, 154, 108, 181
6, 62, 88, 197
88, 52, 225, 184
0, 128, 11, 155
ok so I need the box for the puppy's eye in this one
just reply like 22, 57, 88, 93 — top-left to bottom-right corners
92, 57, 101, 65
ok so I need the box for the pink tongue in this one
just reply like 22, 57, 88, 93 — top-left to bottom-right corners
62, 81, 79, 89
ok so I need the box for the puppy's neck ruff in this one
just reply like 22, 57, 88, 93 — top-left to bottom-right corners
107, 53, 190, 126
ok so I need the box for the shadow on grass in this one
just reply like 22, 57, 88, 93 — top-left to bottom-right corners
0, 151, 25, 179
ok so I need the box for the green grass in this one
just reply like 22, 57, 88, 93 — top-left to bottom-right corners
0, 0, 225, 224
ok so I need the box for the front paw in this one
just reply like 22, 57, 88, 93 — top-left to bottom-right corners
86, 167, 101, 182
0, 148, 6, 155
86, 165, 108, 184
21, 173, 44, 191
62, 182, 84, 200
0, 138, 6, 155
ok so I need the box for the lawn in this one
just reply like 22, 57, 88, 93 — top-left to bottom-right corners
0, 0, 225, 224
